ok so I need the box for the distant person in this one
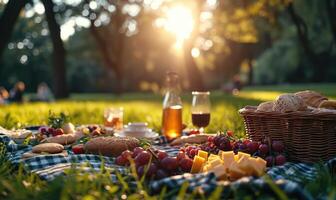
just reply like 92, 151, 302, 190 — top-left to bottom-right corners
37, 82, 54, 102
9, 81, 25, 103
222, 75, 243, 95
0, 87, 9, 105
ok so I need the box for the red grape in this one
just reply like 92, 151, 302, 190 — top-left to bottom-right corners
133, 147, 144, 158
116, 156, 128, 166
247, 141, 259, 154
189, 149, 197, 157
275, 154, 286, 166
259, 144, 269, 155
177, 151, 187, 161
134, 151, 151, 166
272, 141, 285, 152
160, 157, 179, 171
156, 169, 168, 179
53, 128, 64, 136
146, 163, 158, 177
121, 150, 133, 159
208, 136, 214, 143
265, 156, 274, 167
179, 157, 193, 172
137, 165, 145, 178
157, 150, 168, 160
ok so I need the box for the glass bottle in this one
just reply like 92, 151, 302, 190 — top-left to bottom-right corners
162, 72, 182, 140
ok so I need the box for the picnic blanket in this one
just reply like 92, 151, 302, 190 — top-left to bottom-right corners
1, 134, 335, 199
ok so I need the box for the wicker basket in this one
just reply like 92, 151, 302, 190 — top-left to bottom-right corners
239, 106, 336, 163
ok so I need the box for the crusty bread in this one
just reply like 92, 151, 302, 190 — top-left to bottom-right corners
32, 143, 64, 154
41, 134, 77, 145
295, 90, 328, 108
319, 100, 336, 110
273, 93, 307, 113
170, 134, 210, 146
84, 136, 139, 157
257, 101, 274, 112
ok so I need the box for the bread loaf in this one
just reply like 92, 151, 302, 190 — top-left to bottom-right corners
318, 100, 336, 110
41, 134, 77, 145
32, 143, 64, 154
295, 90, 328, 108
170, 134, 210, 146
256, 101, 274, 112
273, 93, 307, 113
84, 136, 139, 157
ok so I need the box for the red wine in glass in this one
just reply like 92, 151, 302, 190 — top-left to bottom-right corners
192, 113, 210, 128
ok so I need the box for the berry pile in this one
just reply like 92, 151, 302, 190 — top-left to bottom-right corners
39, 126, 64, 137
179, 145, 201, 159
115, 147, 193, 179
199, 131, 234, 154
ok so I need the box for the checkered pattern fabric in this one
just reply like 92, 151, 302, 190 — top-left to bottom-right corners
1, 133, 335, 198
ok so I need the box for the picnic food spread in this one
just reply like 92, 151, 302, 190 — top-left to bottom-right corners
0, 89, 335, 198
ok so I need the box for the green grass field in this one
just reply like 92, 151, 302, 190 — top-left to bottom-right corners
0, 84, 336, 199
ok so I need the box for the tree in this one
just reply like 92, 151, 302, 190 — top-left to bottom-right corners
0, 0, 29, 59
0, 0, 68, 98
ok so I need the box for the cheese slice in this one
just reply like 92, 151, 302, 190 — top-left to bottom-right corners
237, 156, 253, 175
191, 156, 206, 173
235, 152, 250, 161
208, 164, 227, 180
209, 158, 222, 168
197, 150, 208, 160
229, 161, 246, 180
221, 151, 235, 171
208, 154, 220, 161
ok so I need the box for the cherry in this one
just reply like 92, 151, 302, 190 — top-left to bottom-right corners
72, 144, 85, 154
227, 130, 234, 137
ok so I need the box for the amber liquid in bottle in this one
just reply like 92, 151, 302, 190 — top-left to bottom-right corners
162, 105, 182, 139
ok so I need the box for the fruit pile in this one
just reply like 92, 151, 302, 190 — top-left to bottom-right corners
186, 131, 286, 167
115, 147, 193, 179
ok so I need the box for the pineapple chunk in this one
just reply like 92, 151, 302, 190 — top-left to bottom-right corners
197, 150, 208, 160
191, 156, 206, 173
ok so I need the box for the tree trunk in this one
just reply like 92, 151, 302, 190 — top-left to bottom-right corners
0, 0, 28, 59
42, 0, 68, 98
183, 1, 205, 91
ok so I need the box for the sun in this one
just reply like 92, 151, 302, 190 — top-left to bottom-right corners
164, 6, 194, 45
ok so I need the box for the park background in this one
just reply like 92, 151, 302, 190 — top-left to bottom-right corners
1, 0, 336, 98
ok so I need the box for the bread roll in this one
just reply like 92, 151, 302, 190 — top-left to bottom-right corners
273, 93, 307, 113
84, 136, 139, 157
295, 90, 328, 108
41, 134, 77, 145
318, 100, 336, 110
32, 143, 64, 154
170, 134, 210, 146
257, 101, 274, 112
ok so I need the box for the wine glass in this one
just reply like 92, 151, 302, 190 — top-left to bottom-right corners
191, 91, 211, 133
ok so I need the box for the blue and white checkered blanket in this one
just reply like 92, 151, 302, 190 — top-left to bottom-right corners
1, 134, 335, 199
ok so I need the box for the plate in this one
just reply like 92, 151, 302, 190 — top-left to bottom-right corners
114, 130, 159, 139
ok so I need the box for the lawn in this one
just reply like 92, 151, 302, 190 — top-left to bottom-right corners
0, 84, 335, 199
